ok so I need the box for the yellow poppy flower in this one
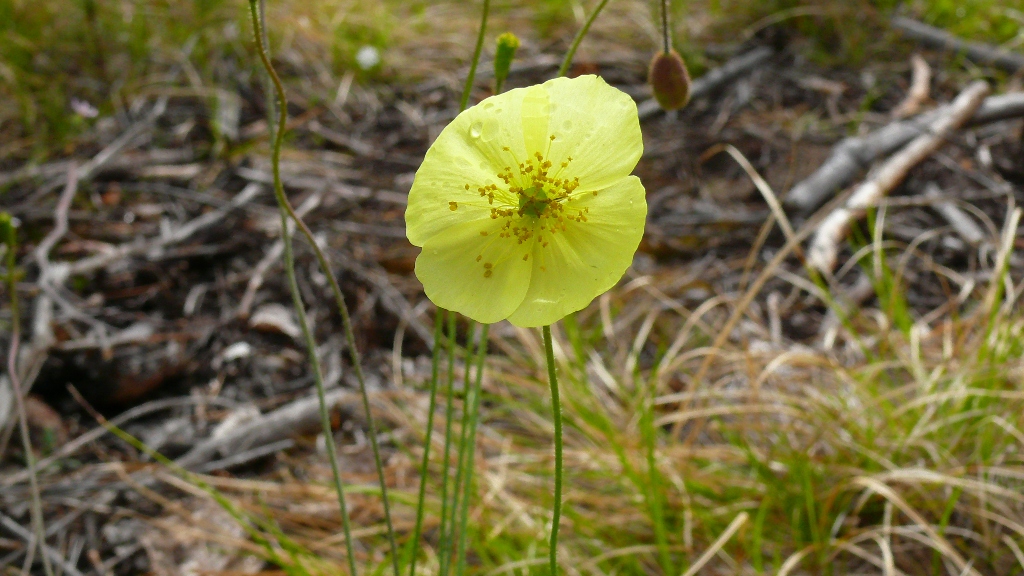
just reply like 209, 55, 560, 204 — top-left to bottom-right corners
405, 75, 646, 327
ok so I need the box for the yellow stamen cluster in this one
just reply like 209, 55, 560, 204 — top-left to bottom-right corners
459, 136, 588, 278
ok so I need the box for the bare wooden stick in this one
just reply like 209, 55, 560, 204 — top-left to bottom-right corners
638, 46, 774, 120
923, 182, 985, 246
891, 54, 931, 119
808, 81, 990, 273
785, 91, 1024, 213
174, 387, 361, 470
892, 16, 1024, 73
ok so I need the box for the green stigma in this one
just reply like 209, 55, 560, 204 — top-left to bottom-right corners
518, 186, 550, 218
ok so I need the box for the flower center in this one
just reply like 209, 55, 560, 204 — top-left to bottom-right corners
518, 186, 549, 218
462, 140, 591, 278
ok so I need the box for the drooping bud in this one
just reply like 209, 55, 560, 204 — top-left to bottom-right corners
494, 32, 520, 95
648, 50, 691, 111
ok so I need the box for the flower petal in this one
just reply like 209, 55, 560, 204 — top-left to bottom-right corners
406, 90, 530, 247
506, 175, 647, 327
527, 75, 643, 192
415, 217, 534, 324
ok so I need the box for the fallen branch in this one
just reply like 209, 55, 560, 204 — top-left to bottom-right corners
892, 16, 1024, 73
923, 182, 986, 247
638, 46, 774, 120
785, 91, 1024, 213
808, 81, 990, 273
891, 54, 931, 119
174, 388, 361, 471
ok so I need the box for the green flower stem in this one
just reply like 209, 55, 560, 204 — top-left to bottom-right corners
276, 214, 358, 575
437, 311, 459, 576
247, 3, 400, 574
459, 0, 490, 112
557, 0, 613, 77
454, 323, 489, 576
445, 320, 479, 576
542, 325, 563, 576
661, 0, 671, 54
4, 221, 54, 576
404, 311, 446, 576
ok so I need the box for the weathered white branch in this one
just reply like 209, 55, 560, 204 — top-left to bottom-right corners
808, 81, 990, 273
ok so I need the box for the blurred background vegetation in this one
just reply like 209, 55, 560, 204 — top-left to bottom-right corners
2, 0, 1022, 161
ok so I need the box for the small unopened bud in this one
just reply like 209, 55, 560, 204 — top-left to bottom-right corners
494, 32, 520, 94
648, 50, 691, 111
0, 213, 14, 247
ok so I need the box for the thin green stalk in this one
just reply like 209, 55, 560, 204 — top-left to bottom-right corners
281, 215, 360, 576
445, 320, 479, 575
246, 4, 359, 574
557, 0, 613, 77
3, 218, 54, 576
542, 325, 563, 576
661, 0, 671, 54
459, 0, 490, 112
454, 324, 489, 576
247, 3, 401, 574
437, 311, 459, 576
404, 311, 446, 575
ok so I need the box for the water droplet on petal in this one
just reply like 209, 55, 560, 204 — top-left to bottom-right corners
483, 102, 494, 110
469, 122, 483, 138
562, 120, 572, 131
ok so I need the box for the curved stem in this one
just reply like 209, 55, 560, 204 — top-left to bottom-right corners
248, 3, 400, 574
405, 312, 445, 576
459, 0, 491, 112
557, 0, 613, 77
542, 325, 563, 575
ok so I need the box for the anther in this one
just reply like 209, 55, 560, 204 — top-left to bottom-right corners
449, 202, 458, 211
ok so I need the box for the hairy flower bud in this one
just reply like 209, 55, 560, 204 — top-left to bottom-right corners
494, 32, 520, 94
648, 50, 691, 111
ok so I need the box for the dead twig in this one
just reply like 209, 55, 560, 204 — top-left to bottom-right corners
923, 182, 986, 247
808, 81, 990, 273
892, 16, 1024, 73
174, 387, 361, 471
785, 92, 1024, 213
891, 54, 931, 119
